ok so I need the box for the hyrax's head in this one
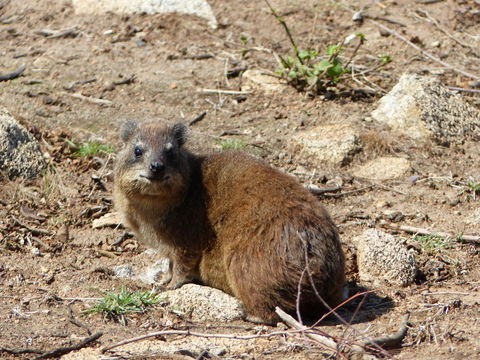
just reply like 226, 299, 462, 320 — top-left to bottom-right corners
114, 120, 191, 200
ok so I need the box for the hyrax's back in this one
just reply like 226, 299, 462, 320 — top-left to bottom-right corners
198, 151, 345, 323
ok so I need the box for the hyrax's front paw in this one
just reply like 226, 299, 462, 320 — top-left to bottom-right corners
165, 274, 194, 290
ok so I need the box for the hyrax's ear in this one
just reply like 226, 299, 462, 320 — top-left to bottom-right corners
120, 120, 138, 142
171, 123, 188, 147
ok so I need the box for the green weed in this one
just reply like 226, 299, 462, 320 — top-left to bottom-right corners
62, 138, 115, 158
467, 181, 480, 200
83, 288, 161, 324
414, 234, 453, 253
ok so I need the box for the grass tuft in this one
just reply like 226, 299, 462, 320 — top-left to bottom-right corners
83, 288, 161, 324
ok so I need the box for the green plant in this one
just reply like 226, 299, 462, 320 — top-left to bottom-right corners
414, 234, 453, 253
62, 138, 115, 158
74, 142, 115, 158
83, 288, 161, 324
264, 0, 367, 93
467, 181, 480, 200
216, 139, 247, 150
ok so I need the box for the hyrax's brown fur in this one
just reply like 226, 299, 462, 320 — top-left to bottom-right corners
114, 120, 345, 324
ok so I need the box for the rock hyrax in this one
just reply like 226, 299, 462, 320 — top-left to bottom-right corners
114, 120, 345, 324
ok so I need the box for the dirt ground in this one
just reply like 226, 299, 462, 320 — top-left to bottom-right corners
1, 0, 479, 359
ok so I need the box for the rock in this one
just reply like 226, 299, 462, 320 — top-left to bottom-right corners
163, 284, 244, 322
353, 157, 411, 180
137, 258, 171, 284
355, 229, 417, 287
293, 123, 361, 166
241, 69, 287, 94
71, 0, 218, 29
112, 264, 135, 278
0, 106, 46, 179
371, 74, 480, 143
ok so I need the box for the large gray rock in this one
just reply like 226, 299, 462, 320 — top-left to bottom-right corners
293, 123, 361, 166
372, 74, 480, 143
355, 229, 417, 287
0, 107, 46, 179
72, 0, 218, 28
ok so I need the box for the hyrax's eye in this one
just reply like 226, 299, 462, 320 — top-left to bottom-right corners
134, 146, 143, 157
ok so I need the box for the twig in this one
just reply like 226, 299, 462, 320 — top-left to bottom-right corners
275, 308, 339, 352
264, 0, 302, 64
113, 75, 136, 86
32, 332, 102, 359
307, 185, 342, 195
446, 86, 480, 94
422, 292, 472, 296
111, 231, 132, 247
414, 10, 472, 49
65, 93, 113, 106
322, 185, 374, 198
0, 64, 26, 81
167, 54, 214, 60
363, 313, 410, 349
0, 347, 43, 355
35, 27, 78, 38
380, 222, 480, 243
68, 307, 92, 335
197, 88, 252, 95
189, 111, 207, 126
13, 217, 53, 236
335, 2, 480, 81
369, 18, 480, 81
365, 15, 406, 27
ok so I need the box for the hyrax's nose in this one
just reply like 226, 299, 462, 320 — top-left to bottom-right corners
149, 161, 165, 175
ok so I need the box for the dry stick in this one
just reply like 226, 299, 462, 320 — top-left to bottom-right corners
415, 10, 472, 49
276, 308, 410, 358
101, 328, 306, 353
381, 222, 480, 243
368, 18, 480, 81
446, 86, 480, 94
263, 0, 302, 64
197, 88, 252, 95
307, 185, 342, 195
189, 111, 207, 126
275, 308, 339, 352
65, 93, 113, 106
0, 64, 26, 81
0, 347, 43, 355
13, 217, 53, 236
32, 332, 103, 360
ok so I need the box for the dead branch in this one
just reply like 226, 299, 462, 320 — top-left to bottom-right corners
13, 217, 53, 236
381, 222, 480, 243
414, 10, 472, 49
32, 332, 102, 359
362, 313, 410, 349
0, 64, 26, 81
197, 88, 252, 95
336, 1, 480, 81
307, 185, 342, 195
101, 327, 308, 353
189, 111, 207, 126
65, 93, 113, 106
167, 54, 214, 60
0, 347, 43, 355
276, 308, 410, 359
275, 307, 341, 352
